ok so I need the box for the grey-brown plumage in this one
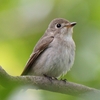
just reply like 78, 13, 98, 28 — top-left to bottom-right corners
21, 18, 76, 78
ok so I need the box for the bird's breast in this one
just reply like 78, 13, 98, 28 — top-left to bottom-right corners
48, 37, 75, 76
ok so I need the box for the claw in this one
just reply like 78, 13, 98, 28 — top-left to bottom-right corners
43, 74, 58, 81
43, 74, 53, 82
61, 78, 67, 82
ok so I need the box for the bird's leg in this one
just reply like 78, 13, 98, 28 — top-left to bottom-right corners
43, 74, 52, 79
60, 78, 67, 82
43, 74, 58, 81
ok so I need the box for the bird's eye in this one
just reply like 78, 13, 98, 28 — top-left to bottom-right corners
56, 23, 61, 28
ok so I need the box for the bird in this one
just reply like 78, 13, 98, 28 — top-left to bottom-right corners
21, 18, 76, 79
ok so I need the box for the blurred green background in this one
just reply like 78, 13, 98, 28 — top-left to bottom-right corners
0, 0, 100, 100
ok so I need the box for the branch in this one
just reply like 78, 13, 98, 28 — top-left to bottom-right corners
0, 66, 100, 99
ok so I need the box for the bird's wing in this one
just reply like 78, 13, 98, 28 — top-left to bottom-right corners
21, 35, 54, 75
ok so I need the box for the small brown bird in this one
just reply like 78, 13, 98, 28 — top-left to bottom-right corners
21, 18, 76, 78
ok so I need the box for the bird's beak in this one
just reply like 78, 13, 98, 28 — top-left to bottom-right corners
65, 22, 77, 27
70, 22, 77, 27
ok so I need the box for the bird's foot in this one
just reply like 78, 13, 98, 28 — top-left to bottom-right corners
43, 74, 58, 81
60, 78, 67, 83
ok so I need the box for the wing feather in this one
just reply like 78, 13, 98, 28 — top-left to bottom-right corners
21, 35, 54, 75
